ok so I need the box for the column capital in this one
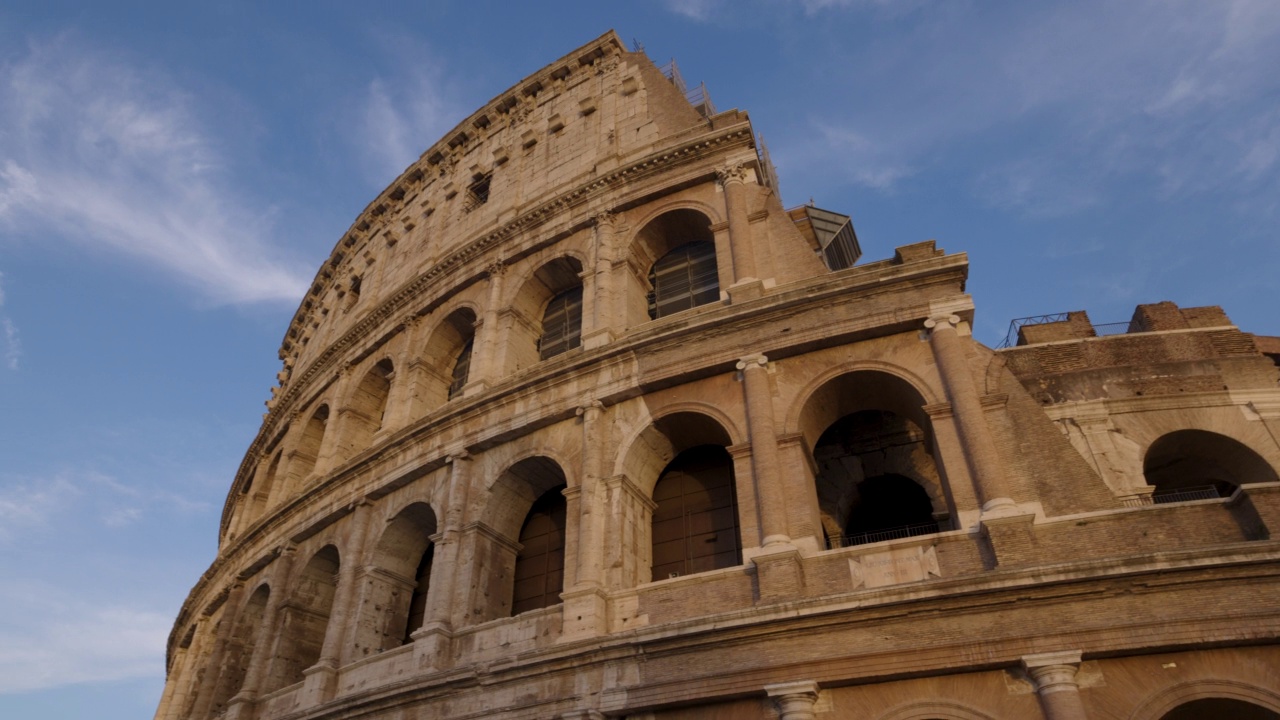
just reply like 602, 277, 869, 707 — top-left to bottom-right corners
576, 400, 606, 417
765, 680, 821, 720
446, 450, 472, 464
736, 353, 769, 371
590, 210, 617, 229
716, 162, 750, 186
924, 313, 961, 331
1023, 650, 1083, 694
484, 259, 507, 277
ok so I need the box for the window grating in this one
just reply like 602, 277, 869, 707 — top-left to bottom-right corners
648, 241, 719, 319
448, 338, 473, 400
538, 286, 583, 360
512, 488, 566, 614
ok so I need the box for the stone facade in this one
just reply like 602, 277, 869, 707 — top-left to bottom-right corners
155, 32, 1280, 720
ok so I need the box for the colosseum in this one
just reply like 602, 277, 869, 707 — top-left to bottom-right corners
155, 31, 1280, 720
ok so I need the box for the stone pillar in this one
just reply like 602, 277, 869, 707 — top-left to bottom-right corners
765, 680, 821, 720
561, 401, 609, 641
470, 261, 507, 391
737, 354, 789, 546
583, 212, 618, 349
1023, 651, 1089, 720
226, 548, 297, 718
189, 581, 246, 720
924, 314, 1016, 515
411, 453, 471, 670
718, 164, 758, 289
313, 370, 353, 475
300, 501, 373, 704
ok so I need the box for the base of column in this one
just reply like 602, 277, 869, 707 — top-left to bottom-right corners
298, 659, 340, 709
980, 496, 1020, 517
580, 328, 615, 350
752, 544, 805, 604
410, 622, 455, 672
558, 584, 610, 642
728, 278, 765, 302
223, 693, 257, 720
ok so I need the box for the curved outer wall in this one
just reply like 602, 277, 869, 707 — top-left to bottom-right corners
158, 31, 1280, 720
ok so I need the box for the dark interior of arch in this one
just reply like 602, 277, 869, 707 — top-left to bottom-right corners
512, 485, 567, 615
649, 241, 719, 319
1160, 698, 1280, 720
813, 410, 940, 546
651, 444, 741, 581
1144, 429, 1279, 498
402, 543, 435, 644
539, 285, 583, 359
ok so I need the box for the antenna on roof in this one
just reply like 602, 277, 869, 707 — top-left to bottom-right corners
632, 39, 645, 53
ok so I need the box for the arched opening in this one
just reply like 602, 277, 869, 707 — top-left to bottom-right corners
1144, 429, 1278, 502
343, 358, 394, 456
254, 451, 281, 516
209, 584, 270, 715
619, 411, 740, 586
1160, 698, 1280, 720
628, 209, 720, 322
352, 502, 438, 658
651, 444, 741, 581
797, 372, 949, 548
421, 307, 477, 406
539, 285, 584, 360
472, 456, 569, 620
512, 486, 568, 615
265, 545, 339, 692
509, 256, 584, 369
286, 405, 329, 489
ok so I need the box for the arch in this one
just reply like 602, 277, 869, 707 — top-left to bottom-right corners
650, 444, 742, 581
512, 485, 568, 614
619, 410, 736, 498
284, 404, 330, 493
264, 545, 339, 692
788, 365, 940, 449
624, 208, 721, 323
352, 502, 439, 657
877, 700, 999, 720
208, 583, 270, 715
793, 370, 950, 546
1144, 429, 1279, 501
507, 256, 585, 370
421, 306, 478, 406
342, 358, 395, 455
1131, 679, 1280, 720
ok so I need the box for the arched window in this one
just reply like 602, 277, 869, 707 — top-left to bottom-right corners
648, 241, 719, 319
209, 584, 270, 715
344, 359, 394, 456
538, 286, 583, 360
512, 486, 567, 615
265, 546, 339, 692
352, 503, 437, 657
449, 338, 473, 399
651, 445, 741, 581
1144, 429, 1278, 502
1160, 698, 1280, 720
287, 405, 329, 486
403, 544, 435, 644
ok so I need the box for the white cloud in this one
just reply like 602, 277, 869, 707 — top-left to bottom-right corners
353, 35, 459, 186
0, 270, 17, 370
0, 476, 79, 540
665, 0, 720, 21
0, 467, 209, 539
0, 36, 310, 305
0, 580, 170, 693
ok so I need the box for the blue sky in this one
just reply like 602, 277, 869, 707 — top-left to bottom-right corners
1, 2, 1277, 718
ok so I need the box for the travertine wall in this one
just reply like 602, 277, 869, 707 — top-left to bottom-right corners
157, 31, 1280, 720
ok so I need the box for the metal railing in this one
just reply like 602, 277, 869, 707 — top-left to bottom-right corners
1124, 485, 1222, 507
828, 521, 940, 549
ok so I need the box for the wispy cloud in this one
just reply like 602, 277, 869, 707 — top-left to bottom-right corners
352, 32, 460, 185
0, 580, 171, 693
0, 467, 209, 538
0, 270, 18, 370
0, 36, 310, 305
664, 0, 720, 21
774, 1, 1280, 215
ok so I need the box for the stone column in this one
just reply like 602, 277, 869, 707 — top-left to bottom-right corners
924, 314, 1016, 515
226, 548, 297, 717
737, 354, 789, 546
765, 680, 821, 720
561, 401, 609, 641
470, 261, 507, 392
300, 501, 373, 704
583, 212, 618, 350
411, 453, 470, 669
718, 164, 758, 286
189, 581, 247, 720
1023, 651, 1089, 720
